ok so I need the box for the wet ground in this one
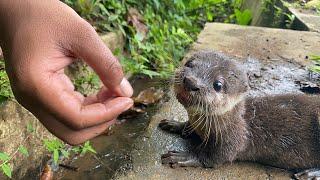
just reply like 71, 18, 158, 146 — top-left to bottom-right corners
59, 23, 320, 180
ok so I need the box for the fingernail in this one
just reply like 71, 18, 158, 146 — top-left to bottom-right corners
120, 78, 133, 97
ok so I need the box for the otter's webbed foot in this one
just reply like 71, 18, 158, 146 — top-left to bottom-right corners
161, 151, 202, 168
159, 119, 185, 135
293, 168, 320, 180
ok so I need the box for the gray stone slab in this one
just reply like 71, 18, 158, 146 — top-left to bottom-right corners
188, 23, 320, 66
289, 7, 320, 33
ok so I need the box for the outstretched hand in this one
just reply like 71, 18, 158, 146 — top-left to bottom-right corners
0, 0, 133, 145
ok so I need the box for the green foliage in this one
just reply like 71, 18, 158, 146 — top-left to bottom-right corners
309, 55, 320, 72
44, 139, 65, 165
0, 152, 12, 178
234, 9, 252, 25
71, 141, 96, 155
80, 141, 97, 155
18, 146, 29, 157
0, 121, 102, 179
262, 0, 295, 28
0, 153, 10, 162
72, 65, 101, 95
26, 122, 35, 133
0, 145, 29, 178
0, 60, 13, 103
44, 139, 96, 165
1, 163, 12, 178
64, 0, 249, 78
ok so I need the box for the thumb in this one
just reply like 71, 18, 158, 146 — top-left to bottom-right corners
69, 21, 133, 97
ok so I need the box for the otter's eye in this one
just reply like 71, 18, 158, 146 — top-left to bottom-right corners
213, 81, 223, 92
185, 60, 194, 68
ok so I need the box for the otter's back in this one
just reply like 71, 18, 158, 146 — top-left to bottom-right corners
243, 94, 320, 169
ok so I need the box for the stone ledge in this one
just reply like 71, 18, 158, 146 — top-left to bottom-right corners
289, 7, 320, 33
188, 23, 320, 66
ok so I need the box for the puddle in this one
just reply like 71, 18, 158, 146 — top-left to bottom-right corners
244, 57, 307, 96
57, 76, 163, 180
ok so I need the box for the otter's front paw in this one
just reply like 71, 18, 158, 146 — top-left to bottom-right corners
159, 119, 185, 135
161, 151, 202, 168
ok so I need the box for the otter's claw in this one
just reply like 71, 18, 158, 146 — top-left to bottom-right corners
159, 119, 185, 134
161, 151, 202, 168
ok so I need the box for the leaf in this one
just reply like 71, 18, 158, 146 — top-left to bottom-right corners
0, 95, 7, 104
44, 139, 64, 152
206, 11, 213, 21
0, 152, 10, 162
1, 163, 12, 178
71, 147, 80, 153
60, 149, 69, 158
80, 141, 96, 155
109, 14, 118, 21
84, 141, 90, 147
53, 149, 59, 165
141, 69, 160, 78
87, 146, 97, 154
97, 3, 109, 15
235, 9, 252, 25
18, 146, 29, 157
310, 55, 320, 61
26, 122, 35, 133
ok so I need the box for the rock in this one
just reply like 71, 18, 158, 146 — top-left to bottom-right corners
289, 7, 320, 33
0, 100, 55, 179
187, 23, 320, 66
99, 31, 125, 53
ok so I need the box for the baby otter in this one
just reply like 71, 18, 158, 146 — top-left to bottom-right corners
159, 50, 320, 179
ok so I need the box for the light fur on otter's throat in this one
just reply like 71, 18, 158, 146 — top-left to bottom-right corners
186, 94, 245, 140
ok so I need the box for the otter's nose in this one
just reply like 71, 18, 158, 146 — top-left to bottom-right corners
183, 76, 200, 91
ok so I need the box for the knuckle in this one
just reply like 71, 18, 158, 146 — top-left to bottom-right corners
106, 60, 122, 75
67, 119, 85, 131
78, 19, 97, 40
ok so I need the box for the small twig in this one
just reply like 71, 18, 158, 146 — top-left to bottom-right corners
58, 164, 79, 171
92, 154, 113, 172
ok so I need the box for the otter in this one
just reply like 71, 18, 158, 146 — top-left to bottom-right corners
159, 50, 320, 179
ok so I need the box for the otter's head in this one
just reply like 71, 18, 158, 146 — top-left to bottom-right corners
174, 51, 249, 115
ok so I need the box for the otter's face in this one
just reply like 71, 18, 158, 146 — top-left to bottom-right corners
174, 51, 249, 115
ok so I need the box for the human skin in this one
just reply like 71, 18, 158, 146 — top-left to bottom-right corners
0, 0, 134, 145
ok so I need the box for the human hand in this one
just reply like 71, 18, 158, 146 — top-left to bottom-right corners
0, 0, 133, 145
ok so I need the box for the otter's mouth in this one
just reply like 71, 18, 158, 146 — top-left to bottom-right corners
174, 83, 199, 107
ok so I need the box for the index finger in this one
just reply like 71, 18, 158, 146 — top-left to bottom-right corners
69, 20, 133, 97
